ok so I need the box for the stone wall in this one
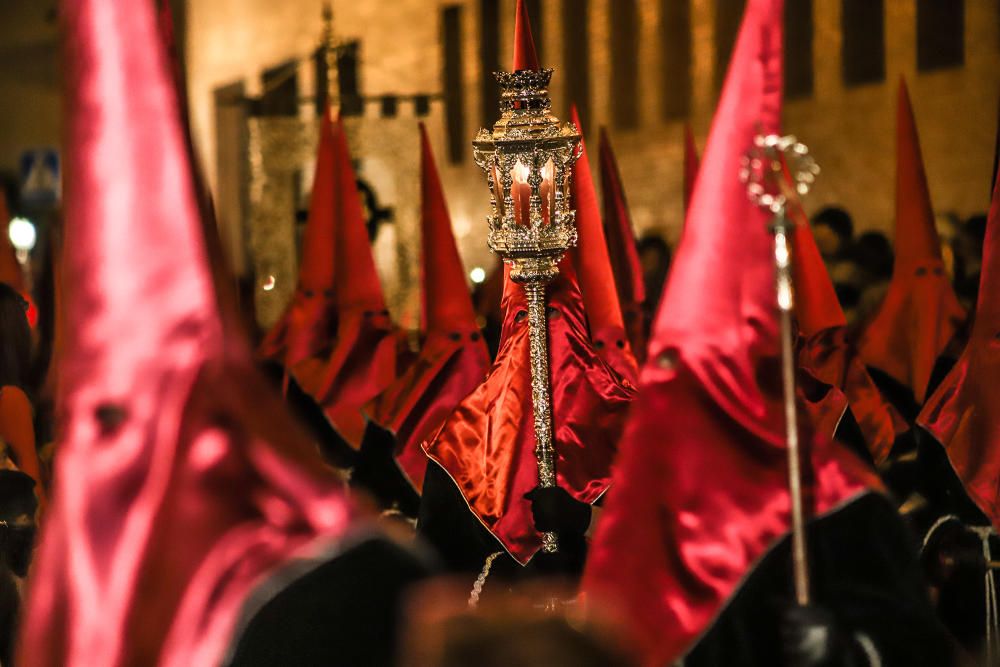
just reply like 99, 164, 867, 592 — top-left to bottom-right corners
185, 0, 1000, 326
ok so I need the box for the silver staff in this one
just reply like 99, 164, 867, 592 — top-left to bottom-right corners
742, 134, 820, 605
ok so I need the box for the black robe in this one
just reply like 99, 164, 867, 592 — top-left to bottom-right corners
227, 534, 432, 667
685, 492, 957, 666
417, 460, 587, 594
260, 361, 420, 517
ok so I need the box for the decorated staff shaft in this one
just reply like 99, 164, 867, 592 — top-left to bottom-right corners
743, 134, 820, 607
523, 280, 559, 553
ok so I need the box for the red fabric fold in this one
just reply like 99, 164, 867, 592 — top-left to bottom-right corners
919, 165, 1000, 526
858, 80, 966, 403
20, 2, 356, 664
582, 2, 878, 664
424, 262, 635, 564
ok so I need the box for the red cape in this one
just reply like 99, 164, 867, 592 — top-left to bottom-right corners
424, 263, 635, 564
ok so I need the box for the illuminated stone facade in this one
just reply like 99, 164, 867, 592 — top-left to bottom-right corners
184, 0, 1000, 327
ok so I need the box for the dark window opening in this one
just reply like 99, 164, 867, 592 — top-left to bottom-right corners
842, 0, 885, 86
660, 0, 692, 119
480, 0, 501, 127
443, 5, 465, 163
563, 0, 591, 133
917, 0, 964, 71
260, 61, 298, 117
610, 0, 640, 129
714, 0, 746, 88
313, 40, 363, 116
785, 0, 814, 98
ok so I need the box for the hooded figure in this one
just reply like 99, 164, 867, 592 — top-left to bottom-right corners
914, 140, 1000, 662
260, 111, 400, 454
582, 2, 952, 665
418, 0, 635, 584
368, 125, 490, 494
569, 107, 639, 385
19, 1, 428, 664
299, 122, 402, 450
859, 81, 966, 409
258, 111, 340, 376
920, 166, 1000, 528
598, 130, 647, 361
792, 201, 904, 465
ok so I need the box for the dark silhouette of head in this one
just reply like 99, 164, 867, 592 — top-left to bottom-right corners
0, 283, 31, 389
853, 231, 895, 282
811, 207, 854, 259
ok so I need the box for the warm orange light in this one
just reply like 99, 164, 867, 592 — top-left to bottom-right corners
506, 160, 556, 226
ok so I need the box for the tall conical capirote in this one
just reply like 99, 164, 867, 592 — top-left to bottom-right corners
582, 2, 878, 664
368, 125, 490, 491
569, 106, 638, 383
858, 78, 966, 403
19, 2, 356, 665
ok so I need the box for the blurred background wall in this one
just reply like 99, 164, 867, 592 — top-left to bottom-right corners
1, 1, 997, 327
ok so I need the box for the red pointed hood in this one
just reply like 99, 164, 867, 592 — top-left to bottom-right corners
598, 129, 647, 360
859, 80, 966, 402
290, 119, 399, 449
368, 126, 490, 490
583, 2, 877, 663
792, 202, 901, 464
425, 258, 634, 563
332, 123, 387, 313
0, 191, 24, 291
683, 124, 700, 213
419, 124, 478, 334
919, 165, 1000, 527
512, 0, 540, 71
259, 111, 339, 367
791, 205, 846, 336
21, 1, 355, 665
569, 107, 638, 384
